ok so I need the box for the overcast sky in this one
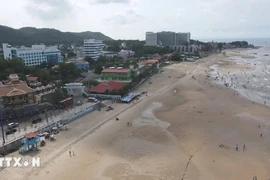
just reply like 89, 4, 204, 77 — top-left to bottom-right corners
0, 0, 270, 40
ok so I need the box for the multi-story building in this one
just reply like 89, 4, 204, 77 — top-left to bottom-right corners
75, 46, 84, 58
100, 68, 136, 82
176, 32, 191, 45
2, 43, 64, 66
26, 75, 42, 88
145, 31, 191, 46
83, 39, 104, 60
118, 50, 135, 58
146, 32, 158, 46
170, 44, 201, 53
157, 31, 176, 46
73, 60, 89, 70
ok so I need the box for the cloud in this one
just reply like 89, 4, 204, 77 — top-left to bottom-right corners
104, 9, 143, 26
25, 0, 73, 20
95, 0, 131, 4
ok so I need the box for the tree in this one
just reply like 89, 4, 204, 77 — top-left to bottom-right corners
83, 80, 99, 87
51, 88, 68, 104
58, 62, 80, 82
94, 65, 103, 74
84, 56, 95, 64
170, 53, 182, 61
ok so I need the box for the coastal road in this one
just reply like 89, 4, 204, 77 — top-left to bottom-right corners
0, 102, 95, 146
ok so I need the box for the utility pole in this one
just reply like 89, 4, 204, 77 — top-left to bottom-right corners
44, 109, 48, 124
0, 106, 5, 145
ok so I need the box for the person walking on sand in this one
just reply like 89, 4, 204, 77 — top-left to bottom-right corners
260, 133, 263, 137
236, 144, 239, 151
69, 150, 72, 157
243, 144, 246, 152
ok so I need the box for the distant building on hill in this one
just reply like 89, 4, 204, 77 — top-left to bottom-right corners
83, 39, 104, 60
102, 51, 118, 58
118, 50, 135, 58
2, 43, 64, 66
145, 31, 191, 46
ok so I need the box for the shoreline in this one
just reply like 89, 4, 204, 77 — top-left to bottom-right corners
1, 51, 270, 180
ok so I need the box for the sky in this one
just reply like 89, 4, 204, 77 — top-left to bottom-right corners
0, 0, 270, 40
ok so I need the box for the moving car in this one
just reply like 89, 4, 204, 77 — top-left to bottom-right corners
7, 122, 19, 129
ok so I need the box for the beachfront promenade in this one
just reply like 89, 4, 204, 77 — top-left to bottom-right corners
0, 102, 95, 146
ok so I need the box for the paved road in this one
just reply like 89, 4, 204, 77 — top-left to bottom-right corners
0, 102, 95, 146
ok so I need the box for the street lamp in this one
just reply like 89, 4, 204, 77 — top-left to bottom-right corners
0, 106, 5, 145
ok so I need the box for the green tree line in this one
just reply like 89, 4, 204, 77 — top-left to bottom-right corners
0, 57, 81, 85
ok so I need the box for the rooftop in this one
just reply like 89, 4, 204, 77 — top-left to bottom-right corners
102, 69, 130, 74
89, 81, 125, 94
27, 76, 38, 81
0, 83, 35, 96
25, 132, 37, 138
141, 59, 158, 65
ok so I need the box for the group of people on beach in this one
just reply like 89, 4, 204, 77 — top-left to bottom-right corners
209, 63, 270, 105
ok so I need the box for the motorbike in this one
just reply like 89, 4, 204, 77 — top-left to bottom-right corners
40, 140, 46, 147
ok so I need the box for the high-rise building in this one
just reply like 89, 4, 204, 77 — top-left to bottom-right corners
157, 31, 176, 46
83, 39, 104, 60
2, 43, 64, 66
176, 32, 191, 45
145, 32, 158, 46
145, 31, 191, 46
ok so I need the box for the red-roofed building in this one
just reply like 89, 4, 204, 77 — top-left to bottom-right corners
100, 68, 136, 81
141, 59, 159, 65
163, 53, 173, 58
26, 75, 42, 88
154, 56, 162, 61
89, 81, 125, 94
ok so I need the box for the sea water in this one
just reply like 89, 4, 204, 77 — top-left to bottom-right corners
210, 45, 270, 105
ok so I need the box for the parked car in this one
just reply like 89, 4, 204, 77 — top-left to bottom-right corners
88, 97, 98, 102
32, 117, 42, 124
38, 132, 50, 139
5, 128, 17, 135
7, 122, 19, 129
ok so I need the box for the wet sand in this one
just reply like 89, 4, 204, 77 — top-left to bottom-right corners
1, 52, 270, 180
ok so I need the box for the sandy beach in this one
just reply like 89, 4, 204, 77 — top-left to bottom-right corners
1, 51, 270, 180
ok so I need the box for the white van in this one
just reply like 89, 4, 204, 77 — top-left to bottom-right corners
88, 97, 98, 102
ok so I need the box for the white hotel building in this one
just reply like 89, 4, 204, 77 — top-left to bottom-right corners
83, 39, 104, 60
2, 43, 64, 66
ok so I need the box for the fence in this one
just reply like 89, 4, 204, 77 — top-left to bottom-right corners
0, 103, 100, 155
89, 94, 121, 100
